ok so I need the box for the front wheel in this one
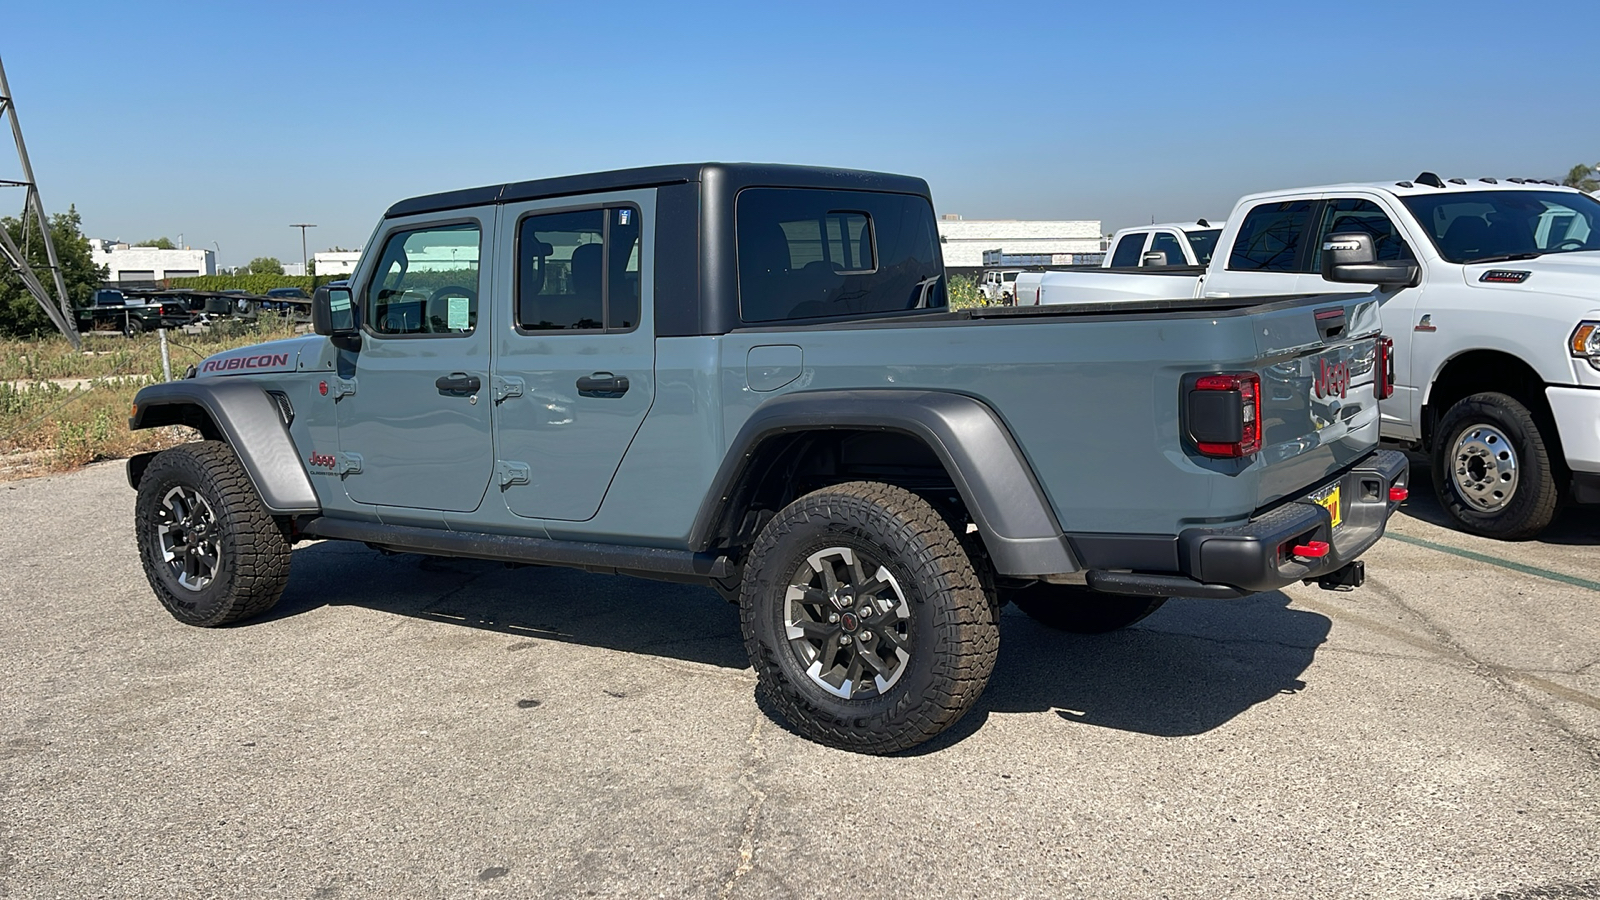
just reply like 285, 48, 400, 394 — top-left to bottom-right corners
740, 482, 999, 754
1431, 392, 1561, 540
1001, 582, 1167, 633
134, 441, 291, 626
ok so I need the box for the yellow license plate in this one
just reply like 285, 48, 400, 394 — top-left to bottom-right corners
1317, 485, 1342, 529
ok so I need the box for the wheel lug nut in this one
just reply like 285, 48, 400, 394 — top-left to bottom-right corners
828, 613, 839, 623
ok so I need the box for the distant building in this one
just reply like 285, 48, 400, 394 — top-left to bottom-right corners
282, 262, 306, 277
936, 218, 1104, 276
313, 250, 362, 277
90, 240, 216, 284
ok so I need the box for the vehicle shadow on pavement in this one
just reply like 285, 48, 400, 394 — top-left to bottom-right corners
261, 542, 751, 670
908, 590, 1330, 753
1393, 450, 1600, 545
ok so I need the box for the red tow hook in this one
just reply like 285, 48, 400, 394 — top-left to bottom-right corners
1292, 540, 1331, 559
1389, 486, 1409, 502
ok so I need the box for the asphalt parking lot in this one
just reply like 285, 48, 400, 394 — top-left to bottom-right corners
2, 460, 1598, 900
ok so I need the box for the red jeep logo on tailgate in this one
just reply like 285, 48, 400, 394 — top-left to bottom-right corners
1315, 358, 1349, 399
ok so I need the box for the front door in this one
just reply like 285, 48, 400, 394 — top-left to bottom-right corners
335, 213, 496, 512
491, 193, 657, 522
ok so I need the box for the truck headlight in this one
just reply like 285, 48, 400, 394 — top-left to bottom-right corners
1571, 322, 1600, 371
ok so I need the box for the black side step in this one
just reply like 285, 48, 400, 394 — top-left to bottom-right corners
297, 517, 732, 584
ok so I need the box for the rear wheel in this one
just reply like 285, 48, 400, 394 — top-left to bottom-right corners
135, 441, 291, 626
1431, 392, 1561, 540
1002, 582, 1167, 633
740, 482, 999, 754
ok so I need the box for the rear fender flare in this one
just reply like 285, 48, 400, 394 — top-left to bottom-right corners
690, 389, 1078, 577
128, 380, 318, 515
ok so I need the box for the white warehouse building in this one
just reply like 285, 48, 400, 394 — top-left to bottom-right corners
313, 250, 362, 277
90, 240, 216, 284
936, 218, 1104, 275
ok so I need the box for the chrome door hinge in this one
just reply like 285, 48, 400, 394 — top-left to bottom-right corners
492, 375, 525, 404
497, 460, 530, 488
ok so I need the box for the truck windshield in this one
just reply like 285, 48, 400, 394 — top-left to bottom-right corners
1401, 190, 1600, 263
1184, 229, 1222, 265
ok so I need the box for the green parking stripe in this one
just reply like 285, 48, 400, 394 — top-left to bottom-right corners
1385, 532, 1600, 593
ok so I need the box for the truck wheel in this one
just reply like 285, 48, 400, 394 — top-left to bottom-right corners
1002, 583, 1166, 633
1431, 392, 1561, 540
740, 481, 999, 754
134, 441, 291, 626
122, 317, 143, 337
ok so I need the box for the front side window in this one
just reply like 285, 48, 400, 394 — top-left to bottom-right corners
1147, 233, 1185, 266
736, 188, 944, 322
1228, 200, 1315, 272
516, 207, 641, 331
1400, 190, 1600, 263
1312, 198, 1415, 272
1184, 229, 1222, 265
1110, 233, 1146, 267
364, 223, 480, 335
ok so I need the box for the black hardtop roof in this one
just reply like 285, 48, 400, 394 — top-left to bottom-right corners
383, 162, 932, 218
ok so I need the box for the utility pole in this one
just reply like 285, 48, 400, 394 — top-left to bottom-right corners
0, 54, 80, 347
291, 223, 316, 277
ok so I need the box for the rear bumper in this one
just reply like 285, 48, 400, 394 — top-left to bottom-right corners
1085, 449, 1409, 598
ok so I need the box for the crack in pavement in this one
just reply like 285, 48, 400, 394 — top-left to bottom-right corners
1299, 579, 1600, 763
719, 712, 766, 900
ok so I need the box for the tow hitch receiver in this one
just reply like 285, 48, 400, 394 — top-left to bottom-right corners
1308, 561, 1364, 592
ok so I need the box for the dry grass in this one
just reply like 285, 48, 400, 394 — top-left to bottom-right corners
0, 316, 302, 481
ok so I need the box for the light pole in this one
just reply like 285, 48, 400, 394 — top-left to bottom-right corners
291, 223, 316, 278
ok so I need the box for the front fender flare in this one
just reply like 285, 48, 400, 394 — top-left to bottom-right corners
129, 380, 319, 515
691, 389, 1078, 577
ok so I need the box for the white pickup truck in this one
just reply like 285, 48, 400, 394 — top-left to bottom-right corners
1018, 174, 1600, 539
1102, 220, 1225, 268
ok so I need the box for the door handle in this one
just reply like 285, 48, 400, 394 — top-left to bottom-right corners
576, 372, 629, 397
435, 372, 481, 394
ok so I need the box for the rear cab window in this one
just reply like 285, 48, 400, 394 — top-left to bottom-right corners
736, 188, 945, 323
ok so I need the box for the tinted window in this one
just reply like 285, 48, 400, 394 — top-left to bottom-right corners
1110, 233, 1146, 267
1400, 190, 1600, 263
1228, 201, 1315, 271
1185, 229, 1222, 265
516, 207, 640, 331
363, 223, 480, 335
737, 188, 944, 322
1147, 233, 1184, 266
1312, 198, 1414, 272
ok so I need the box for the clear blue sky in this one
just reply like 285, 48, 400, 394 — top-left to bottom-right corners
3, 0, 1596, 268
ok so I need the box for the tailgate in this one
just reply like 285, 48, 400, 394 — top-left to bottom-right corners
1251, 294, 1383, 510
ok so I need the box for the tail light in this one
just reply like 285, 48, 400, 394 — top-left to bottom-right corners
1186, 372, 1261, 458
1375, 335, 1395, 400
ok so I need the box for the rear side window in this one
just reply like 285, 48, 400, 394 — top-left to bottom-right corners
736, 188, 945, 322
1228, 201, 1315, 272
516, 206, 640, 332
1110, 233, 1146, 267
1148, 233, 1184, 266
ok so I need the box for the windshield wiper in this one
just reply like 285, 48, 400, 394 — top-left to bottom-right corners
1464, 252, 1542, 264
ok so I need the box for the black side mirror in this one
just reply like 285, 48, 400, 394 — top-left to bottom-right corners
312, 285, 360, 348
1321, 232, 1419, 288
1141, 250, 1169, 267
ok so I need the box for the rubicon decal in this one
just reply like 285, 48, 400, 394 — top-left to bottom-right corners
200, 352, 290, 373
1314, 358, 1350, 399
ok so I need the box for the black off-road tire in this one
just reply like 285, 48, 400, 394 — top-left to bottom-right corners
134, 441, 291, 626
740, 481, 1000, 754
1002, 582, 1167, 633
1431, 392, 1561, 540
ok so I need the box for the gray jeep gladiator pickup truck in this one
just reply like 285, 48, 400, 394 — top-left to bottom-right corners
127, 163, 1407, 753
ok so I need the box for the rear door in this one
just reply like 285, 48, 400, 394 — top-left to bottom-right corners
335, 213, 495, 512
1207, 199, 1319, 297
491, 192, 657, 522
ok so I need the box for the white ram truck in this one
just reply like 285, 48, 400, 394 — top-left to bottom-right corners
1018, 174, 1600, 539
1103, 220, 1225, 268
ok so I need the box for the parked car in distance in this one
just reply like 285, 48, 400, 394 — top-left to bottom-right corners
125, 162, 1406, 754
977, 269, 1023, 304
1102, 220, 1225, 268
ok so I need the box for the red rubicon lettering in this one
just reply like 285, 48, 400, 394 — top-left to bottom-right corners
1314, 358, 1350, 399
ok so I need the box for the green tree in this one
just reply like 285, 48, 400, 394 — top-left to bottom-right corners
245, 256, 284, 275
0, 204, 107, 338
135, 236, 177, 249
1562, 163, 1599, 193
